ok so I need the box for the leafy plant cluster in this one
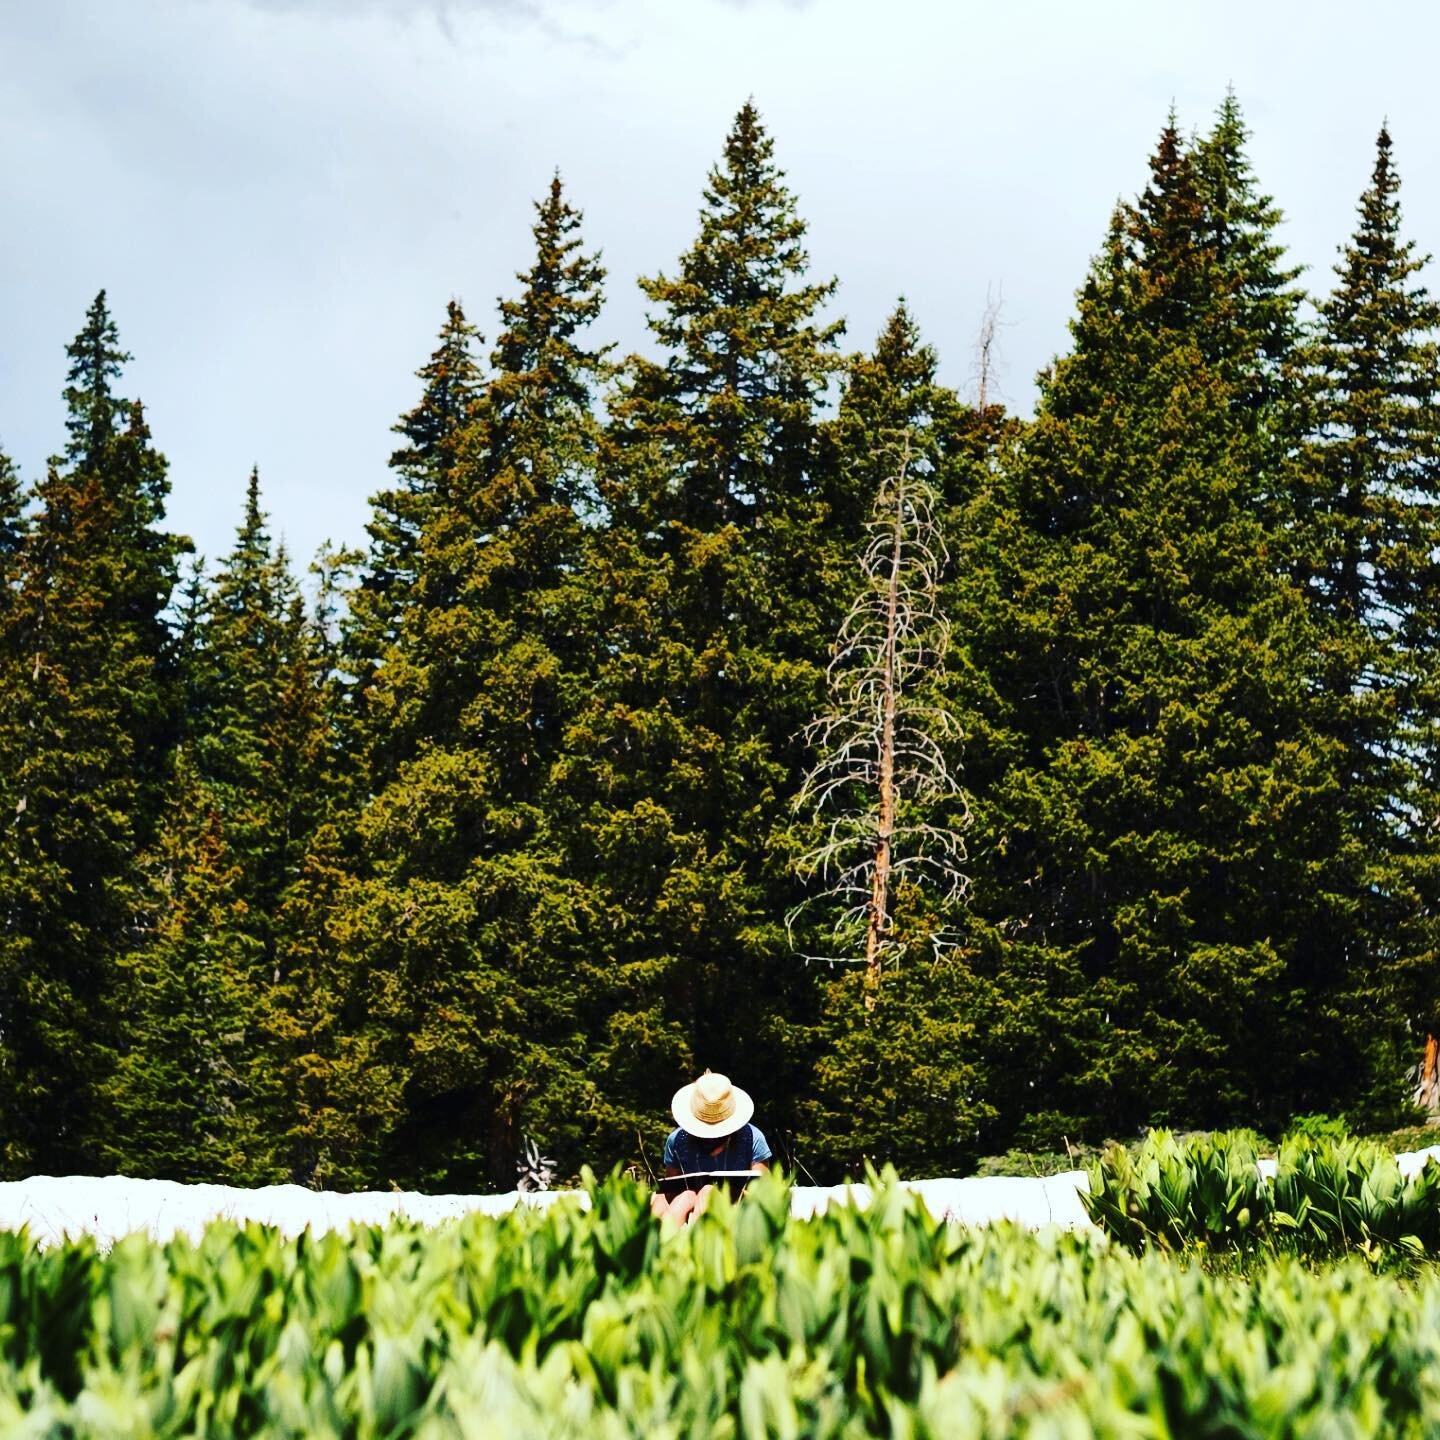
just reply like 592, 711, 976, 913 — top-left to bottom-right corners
1086, 1128, 1440, 1259
7, 92, 1440, 1189
7, 1175, 1440, 1436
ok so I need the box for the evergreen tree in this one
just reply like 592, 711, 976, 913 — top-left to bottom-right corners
191, 471, 328, 959
617, 100, 842, 531
103, 751, 260, 1179
248, 818, 399, 1189
62, 290, 130, 469
1300, 127, 1440, 1112
564, 101, 846, 1165
112, 470, 336, 1182
825, 303, 966, 522
348, 299, 484, 780
0, 450, 27, 1165
794, 304, 1019, 1177
967, 122, 1343, 1140
0, 449, 26, 620
1192, 93, 1305, 417
378, 176, 607, 789
173, 554, 207, 717
310, 176, 609, 1189
237, 550, 370, 1189
0, 295, 186, 1172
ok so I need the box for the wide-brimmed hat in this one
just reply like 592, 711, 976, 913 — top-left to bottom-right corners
671, 1071, 754, 1140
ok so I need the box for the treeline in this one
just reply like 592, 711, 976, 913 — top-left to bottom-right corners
3, 97, 1438, 1189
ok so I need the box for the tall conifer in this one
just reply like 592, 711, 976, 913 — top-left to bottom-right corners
1301, 128, 1440, 1110
1193, 93, 1305, 416
348, 299, 484, 782
566, 102, 845, 1162
191, 471, 327, 954
0, 296, 185, 1173
0, 451, 25, 616
316, 177, 609, 1189
969, 123, 1339, 1138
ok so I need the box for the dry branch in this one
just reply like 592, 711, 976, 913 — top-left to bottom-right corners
789, 435, 970, 996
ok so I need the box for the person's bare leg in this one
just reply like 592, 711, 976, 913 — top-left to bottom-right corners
687, 1184, 716, 1223
651, 1189, 699, 1225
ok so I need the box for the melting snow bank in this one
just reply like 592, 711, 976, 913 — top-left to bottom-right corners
0, 1171, 1094, 1247
10, 1149, 1440, 1248
0, 1177, 568, 1249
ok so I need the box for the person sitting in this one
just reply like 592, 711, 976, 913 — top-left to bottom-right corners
650, 1070, 772, 1224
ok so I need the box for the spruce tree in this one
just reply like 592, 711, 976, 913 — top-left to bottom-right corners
103, 751, 260, 1179
1192, 93, 1305, 417
348, 299, 484, 782
617, 100, 842, 531
251, 817, 400, 1189
379, 176, 607, 789
312, 176, 609, 1189
192, 471, 327, 956
113, 470, 335, 1181
235, 553, 369, 1189
0, 450, 25, 619
62, 290, 130, 469
0, 295, 186, 1172
1301, 127, 1440, 1113
967, 121, 1340, 1139
565, 101, 846, 1164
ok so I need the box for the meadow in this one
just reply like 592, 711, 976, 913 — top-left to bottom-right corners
7, 1145, 1440, 1437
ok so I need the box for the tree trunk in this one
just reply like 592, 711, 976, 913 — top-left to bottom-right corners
864, 459, 907, 1006
1416, 1032, 1440, 1113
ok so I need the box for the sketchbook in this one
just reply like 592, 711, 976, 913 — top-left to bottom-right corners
657, 1170, 759, 1200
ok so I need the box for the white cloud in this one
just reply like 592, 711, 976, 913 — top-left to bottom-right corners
239, 0, 534, 15
0, 0, 1430, 570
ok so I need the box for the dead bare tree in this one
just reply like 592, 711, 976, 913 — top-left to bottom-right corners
789, 436, 970, 999
972, 284, 1005, 411
1414, 1033, 1440, 1113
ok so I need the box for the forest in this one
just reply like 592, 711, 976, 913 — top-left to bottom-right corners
2, 93, 1437, 1193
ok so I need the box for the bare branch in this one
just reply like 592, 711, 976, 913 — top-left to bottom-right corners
972, 283, 1007, 411
789, 431, 970, 991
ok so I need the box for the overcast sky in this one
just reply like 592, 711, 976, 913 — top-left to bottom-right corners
1, 0, 1434, 570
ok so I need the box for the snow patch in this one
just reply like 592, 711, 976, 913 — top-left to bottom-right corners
0, 1171, 1093, 1247
16, 1150, 1438, 1248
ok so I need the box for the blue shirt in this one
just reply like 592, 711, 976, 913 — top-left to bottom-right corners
663, 1123, 772, 1174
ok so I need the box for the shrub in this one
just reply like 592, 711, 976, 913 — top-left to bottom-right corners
1086, 1127, 1440, 1260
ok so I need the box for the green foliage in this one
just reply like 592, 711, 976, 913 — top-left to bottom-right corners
1086, 1128, 1440, 1260
10, 98, 1440, 1188
1191, 91, 1305, 427
1085, 1129, 1271, 1254
801, 964, 996, 1181
10, 1176, 1440, 1434
347, 298, 483, 732
104, 751, 261, 1180
1294, 127, 1440, 1096
307, 174, 612, 1192
1267, 1133, 1440, 1255
187, 470, 331, 956
964, 111, 1369, 1138
0, 295, 187, 1176
565, 99, 848, 1158
1285, 1113, 1352, 1142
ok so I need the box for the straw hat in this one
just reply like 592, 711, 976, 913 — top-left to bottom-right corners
671, 1071, 754, 1140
